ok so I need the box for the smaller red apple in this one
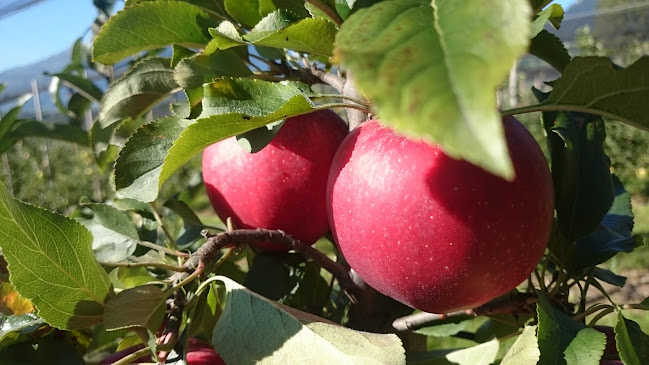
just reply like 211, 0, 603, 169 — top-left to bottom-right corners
186, 338, 226, 365
594, 325, 618, 357
202, 109, 348, 250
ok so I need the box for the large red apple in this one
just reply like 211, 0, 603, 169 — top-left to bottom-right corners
202, 110, 348, 250
327, 117, 554, 313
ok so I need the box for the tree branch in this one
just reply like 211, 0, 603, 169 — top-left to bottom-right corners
392, 292, 538, 332
174, 228, 363, 303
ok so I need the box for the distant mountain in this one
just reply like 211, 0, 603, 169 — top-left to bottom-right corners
552, 0, 600, 42
0, 48, 72, 101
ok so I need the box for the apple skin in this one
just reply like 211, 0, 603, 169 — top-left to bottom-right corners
327, 117, 554, 313
594, 325, 618, 358
203, 110, 348, 250
186, 338, 226, 365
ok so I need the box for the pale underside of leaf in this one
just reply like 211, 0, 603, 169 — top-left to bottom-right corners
212, 276, 405, 365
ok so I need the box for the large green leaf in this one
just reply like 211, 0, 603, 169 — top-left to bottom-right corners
98, 58, 179, 129
93, 1, 217, 64
538, 57, 649, 131
500, 326, 540, 365
615, 312, 649, 365
224, 0, 262, 28
212, 276, 405, 364
334, 0, 530, 179
103, 285, 166, 333
114, 116, 195, 202
0, 182, 112, 329
537, 292, 606, 365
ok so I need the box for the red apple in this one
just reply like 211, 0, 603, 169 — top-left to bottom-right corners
202, 110, 348, 250
594, 325, 618, 358
186, 338, 226, 365
327, 117, 554, 313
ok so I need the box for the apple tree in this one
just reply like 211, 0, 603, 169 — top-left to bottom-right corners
1, 0, 649, 364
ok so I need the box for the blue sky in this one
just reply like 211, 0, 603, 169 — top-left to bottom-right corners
0, 0, 578, 73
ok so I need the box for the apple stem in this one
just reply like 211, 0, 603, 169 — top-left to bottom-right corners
392, 293, 538, 332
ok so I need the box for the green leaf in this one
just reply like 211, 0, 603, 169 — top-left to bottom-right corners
244, 252, 298, 301
207, 22, 246, 51
174, 51, 253, 90
158, 79, 316, 190
615, 312, 649, 365
592, 267, 626, 288
200, 78, 312, 117
67, 93, 92, 119
537, 292, 606, 365
244, 10, 338, 56
541, 110, 613, 244
529, 30, 571, 72
98, 58, 179, 129
237, 120, 285, 153
163, 198, 206, 246
0, 182, 112, 329
104, 285, 166, 333
500, 326, 540, 365
0, 313, 44, 345
93, 1, 216, 64
47, 72, 103, 103
531, 3, 563, 37
571, 176, 641, 270
414, 321, 467, 338
77, 204, 140, 263
224, 0, 262, 28
0, 94, 32, 141
116, 267, 156, 288
446, 339, 499, 365
475, 313, 532, 342
171, 45, 195, 68
212, 276, 406, 364
259, 0, 310, 18
207, 12, 337, 57
0, 121, 88, 155
335, 0, 530, 179
541, 57, 649, 131
114, 116, 194, 202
